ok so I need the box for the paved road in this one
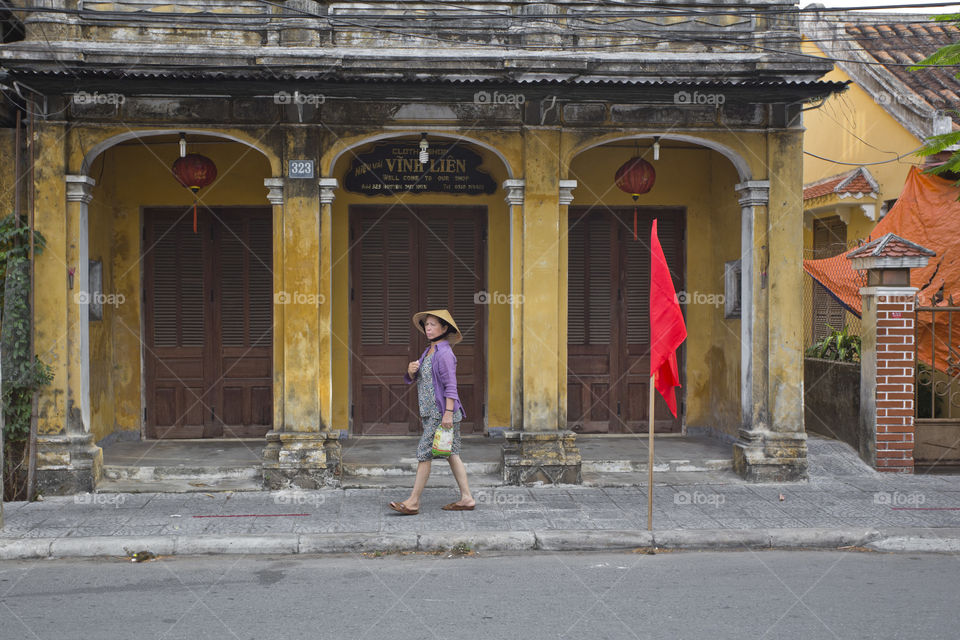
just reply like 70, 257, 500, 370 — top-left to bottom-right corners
1, 550, 955, 640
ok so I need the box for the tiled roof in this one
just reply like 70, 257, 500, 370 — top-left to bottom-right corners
803, 167, 878, 201
847, 233, 935, 259
845, 20, 960, 124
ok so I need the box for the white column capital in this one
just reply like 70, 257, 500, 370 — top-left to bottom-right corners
264, 178, 284, 205
319, 177, 338, 205
558, 179, 577, 206
65, 175, 96, 204
503, 179, 525, 206
735, 180, 770, 208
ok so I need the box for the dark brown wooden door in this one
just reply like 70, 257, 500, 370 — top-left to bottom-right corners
143, 207, 273, 439
351, 205, 486, 435
567, 207, 685, 433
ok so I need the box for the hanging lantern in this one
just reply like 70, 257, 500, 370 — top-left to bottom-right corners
172, 153, 217, 233
614, 156, 656, 240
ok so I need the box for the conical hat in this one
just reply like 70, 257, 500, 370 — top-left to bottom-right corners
412, 309, 463, 345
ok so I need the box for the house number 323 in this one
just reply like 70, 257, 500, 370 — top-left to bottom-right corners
288, 160, 315, 179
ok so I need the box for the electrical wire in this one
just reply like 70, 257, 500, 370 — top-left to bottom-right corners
804, 146, 928, 165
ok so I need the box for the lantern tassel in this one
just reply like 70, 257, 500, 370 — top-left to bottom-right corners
191, 186, 200, 234
633, 195, 639, 241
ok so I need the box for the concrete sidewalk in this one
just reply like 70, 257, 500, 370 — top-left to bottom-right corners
2, 438, 960, 558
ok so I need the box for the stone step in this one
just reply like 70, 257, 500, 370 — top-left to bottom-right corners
342, 459, 501, 477
582, 458, 732, 473
340, 472, 503, 489
98, 465, 263, 493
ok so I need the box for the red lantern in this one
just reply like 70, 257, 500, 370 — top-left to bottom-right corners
172, 153, 217, 233
614, 156, 656, 240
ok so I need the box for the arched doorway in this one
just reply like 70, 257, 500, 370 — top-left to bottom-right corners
566, 135, 749, 435
330, 133, 513, 436
82, 131, 275, 441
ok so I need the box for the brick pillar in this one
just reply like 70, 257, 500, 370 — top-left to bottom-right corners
848, 233, 935, 473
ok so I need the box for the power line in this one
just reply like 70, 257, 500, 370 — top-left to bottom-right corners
804, 146, 927, 165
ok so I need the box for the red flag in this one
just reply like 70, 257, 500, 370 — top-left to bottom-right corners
649, 218, 687, 417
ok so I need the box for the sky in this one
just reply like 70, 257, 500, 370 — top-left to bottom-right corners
801, 1, 960, 12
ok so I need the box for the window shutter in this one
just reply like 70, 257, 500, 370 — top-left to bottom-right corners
360, 216, 411, 346
220, 213, 272, 348
152, 213, 204, 348
248, 216, 273, 347
568, 212, 611, 345
452, 217, 477, 344
568, 215, 586, 345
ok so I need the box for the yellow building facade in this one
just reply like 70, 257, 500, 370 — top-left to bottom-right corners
1, 1, 843, 491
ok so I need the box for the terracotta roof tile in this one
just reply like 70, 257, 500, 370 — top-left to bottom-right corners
844, 20, 960, 125
803, 167, 878, 201
847, 233, 936, 259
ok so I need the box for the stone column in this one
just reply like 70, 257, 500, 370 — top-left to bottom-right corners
318, 178, 337, 431
503, 178, 525, 433
849, 233, 934, 472
733, 130, 808, 481
32, 125, 102, 493
501, 130, 581, 484
735, 180, 770, 441
260, 162, 341, 488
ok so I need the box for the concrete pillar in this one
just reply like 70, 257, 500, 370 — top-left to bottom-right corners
733, 130, 808, 481
501, 130, 581, 484
503, 178, 525, 433
318, 178, 337, 430
260, 148, 341, 488
849, 233, 934, 472
31, 124, 102, 494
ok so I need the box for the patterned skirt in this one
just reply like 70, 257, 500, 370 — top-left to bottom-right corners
416, 412, 463, 462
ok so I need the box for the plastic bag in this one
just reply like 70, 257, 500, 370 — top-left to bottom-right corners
432, 425, 453, 457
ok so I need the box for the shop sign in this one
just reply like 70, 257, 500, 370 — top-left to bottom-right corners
344, 142, 497, 195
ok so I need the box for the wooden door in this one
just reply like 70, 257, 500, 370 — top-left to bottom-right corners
214, 211, 274, 436
143, 207, 273, 439
351, 205, 486, 435
567, 207, 685, 433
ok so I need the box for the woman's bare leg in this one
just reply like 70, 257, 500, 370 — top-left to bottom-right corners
447, 455, 475, 507
400, 461, 431, 510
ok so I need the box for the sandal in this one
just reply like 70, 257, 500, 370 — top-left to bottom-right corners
441, 502, 476, 511
389, 501, 419, 516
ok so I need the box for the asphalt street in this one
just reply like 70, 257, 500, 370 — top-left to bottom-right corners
0, 550, 955, 640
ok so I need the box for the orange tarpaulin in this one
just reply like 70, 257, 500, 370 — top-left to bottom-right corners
803, 166, 959, 372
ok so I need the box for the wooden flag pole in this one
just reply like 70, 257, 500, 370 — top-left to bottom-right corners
648, 374, 655, 531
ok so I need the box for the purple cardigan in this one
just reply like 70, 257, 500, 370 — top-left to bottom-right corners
403, 340, 466, 419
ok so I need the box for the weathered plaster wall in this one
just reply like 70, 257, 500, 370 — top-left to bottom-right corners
710, 159, 744, 435
87, 154, 116, 443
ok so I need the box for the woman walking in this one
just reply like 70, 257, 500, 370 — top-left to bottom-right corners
389, 309, 476, 515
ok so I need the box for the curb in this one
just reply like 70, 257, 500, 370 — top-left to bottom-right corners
3, 528, 960, 560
